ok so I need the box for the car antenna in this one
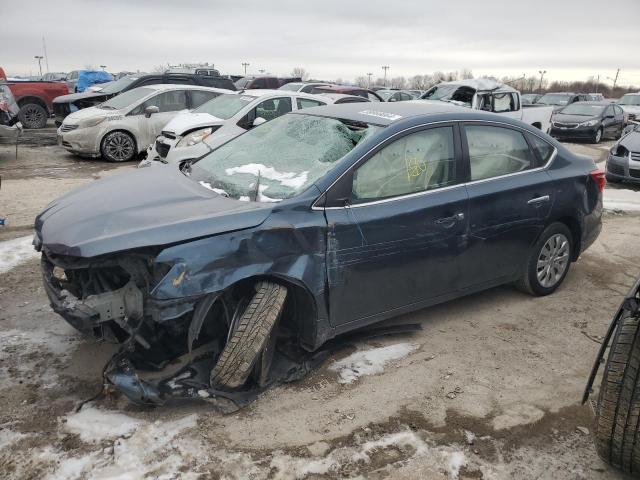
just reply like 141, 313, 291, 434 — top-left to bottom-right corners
251, 170, 261, 202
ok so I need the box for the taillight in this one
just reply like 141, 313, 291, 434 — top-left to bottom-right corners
590, 169, 606, 192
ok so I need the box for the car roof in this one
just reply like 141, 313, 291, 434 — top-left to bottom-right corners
572, 101, 612, 106
238, 89, 327, 100
139, 84, 229, 92
292, 100, 468, 126
317, 93, 369, 102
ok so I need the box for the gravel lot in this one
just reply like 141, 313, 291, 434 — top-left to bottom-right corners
0, 124, 638, 479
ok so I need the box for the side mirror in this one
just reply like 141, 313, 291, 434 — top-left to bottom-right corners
252, 117, 266, 127
144, 105, 159, 118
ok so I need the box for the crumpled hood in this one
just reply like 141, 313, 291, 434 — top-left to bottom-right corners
620, 105, 640, 114
162, 112, 225, 136
35, 165, 272, 258
53, 91, 108, 104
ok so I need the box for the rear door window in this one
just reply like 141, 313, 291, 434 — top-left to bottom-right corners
528, 133, 555, 165
296, 98, 326, 109
465, 125, 535, 181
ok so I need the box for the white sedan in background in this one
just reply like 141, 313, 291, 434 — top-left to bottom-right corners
57, 84, 232, 162
139, 89, 331, 167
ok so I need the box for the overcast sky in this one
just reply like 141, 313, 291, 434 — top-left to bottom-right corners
3, 0, 640, 86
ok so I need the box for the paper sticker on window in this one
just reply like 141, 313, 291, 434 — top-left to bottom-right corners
359, 110, 402, 121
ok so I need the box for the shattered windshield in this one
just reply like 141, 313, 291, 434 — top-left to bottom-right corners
193, 94, 255, 119
537, 93, 571, 106
100, 76, 137, 94
99, 87, 153, 110
422, 84, 473, 106
189, 114, 382, 202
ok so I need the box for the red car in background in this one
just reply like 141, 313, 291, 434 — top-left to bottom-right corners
0, 67, 68, 129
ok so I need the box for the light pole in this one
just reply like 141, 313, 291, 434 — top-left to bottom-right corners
34, 55, 43, 77
382, 66, 389, 87
538, 70, 547, 94
258, 69, 265, 74
242, 62, 250, 75
367, 72, 373, 88
595, 74, 600, 94
100, 65, 107, 71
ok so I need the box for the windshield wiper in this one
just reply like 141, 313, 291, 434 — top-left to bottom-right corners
251, 170, 262, 202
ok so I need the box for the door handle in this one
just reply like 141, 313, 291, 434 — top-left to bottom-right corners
435, 212, 465, 225
527, 195, 550, 205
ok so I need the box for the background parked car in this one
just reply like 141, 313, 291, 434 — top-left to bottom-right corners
142, 89, 330, 166
616, 92, 640, 124
0, 65, 68, 129
605, 123, 640, 183
316, 93, 370, 104
550, 101, 625, 143
522, 93, 542, 104
536, 92, 590, 111
75, 70, 113, 93
53, 72, 235, 125
41, 72, 67, 82
58, 84, 230, 162
234, 76, 301, 90
278, 82, 331, 93
310, 84, 383, 101
376, 89, 416, 102
420, 79, 553, 131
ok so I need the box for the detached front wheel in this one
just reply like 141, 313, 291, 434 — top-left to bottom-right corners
210, 281, 287, 389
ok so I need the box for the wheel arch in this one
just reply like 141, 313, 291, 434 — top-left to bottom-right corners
221, 273, 321, 351
17, 95, 49, 114
554, 216, 582, 261
100, 128, 139, 155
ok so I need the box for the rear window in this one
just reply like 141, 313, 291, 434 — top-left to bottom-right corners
193, 94, 256, 119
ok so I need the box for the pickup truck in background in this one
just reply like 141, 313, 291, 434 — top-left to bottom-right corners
0, 67, 69, 129
421, 78, 554, 132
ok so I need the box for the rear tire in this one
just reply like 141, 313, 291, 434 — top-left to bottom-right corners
515, 222, 573, 296
18, 102, 48, 129
594, 312, 640, 474
210, 281, 287, 389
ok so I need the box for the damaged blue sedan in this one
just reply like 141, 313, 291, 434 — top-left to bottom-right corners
34, 101, 604, 408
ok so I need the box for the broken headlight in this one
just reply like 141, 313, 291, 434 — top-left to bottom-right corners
611, 144, 630, 158
176, 127, 215, 148
78, 116, 106, 129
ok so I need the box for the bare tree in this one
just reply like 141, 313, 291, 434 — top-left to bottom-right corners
152, 64, 168, 73
459, 68, 474, 80
291, 67, 309, 81
354, 76, 369, 88
390, 76, 408, 89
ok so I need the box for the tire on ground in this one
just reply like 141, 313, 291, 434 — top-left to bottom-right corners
594, 312, 640, 474
18, 102, 48, 129
515, 222, 573, 296
100, 130, 136, 162
210, 281, 287, 389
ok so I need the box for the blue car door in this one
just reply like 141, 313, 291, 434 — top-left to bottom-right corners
323, 123, 469, 331
459, 123, 556, 290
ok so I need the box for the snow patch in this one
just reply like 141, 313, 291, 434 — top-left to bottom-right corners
0, 236, 39, 274
447, 450, 467, 479
64, 407, 142, 443
0, 428, 26, 449
329, 343, 418, 384
226, 163, 309, 189
604, 187, 640, 212
48, 411, 199, 479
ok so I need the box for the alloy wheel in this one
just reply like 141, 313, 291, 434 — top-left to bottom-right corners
105, 133, 134, 161
536, 233, 570, 288
22, 105, 46, 128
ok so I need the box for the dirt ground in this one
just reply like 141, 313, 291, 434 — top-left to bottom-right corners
1, 125, 639, 479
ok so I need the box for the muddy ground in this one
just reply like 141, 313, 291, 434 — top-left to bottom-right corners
0, 125, 638, 479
